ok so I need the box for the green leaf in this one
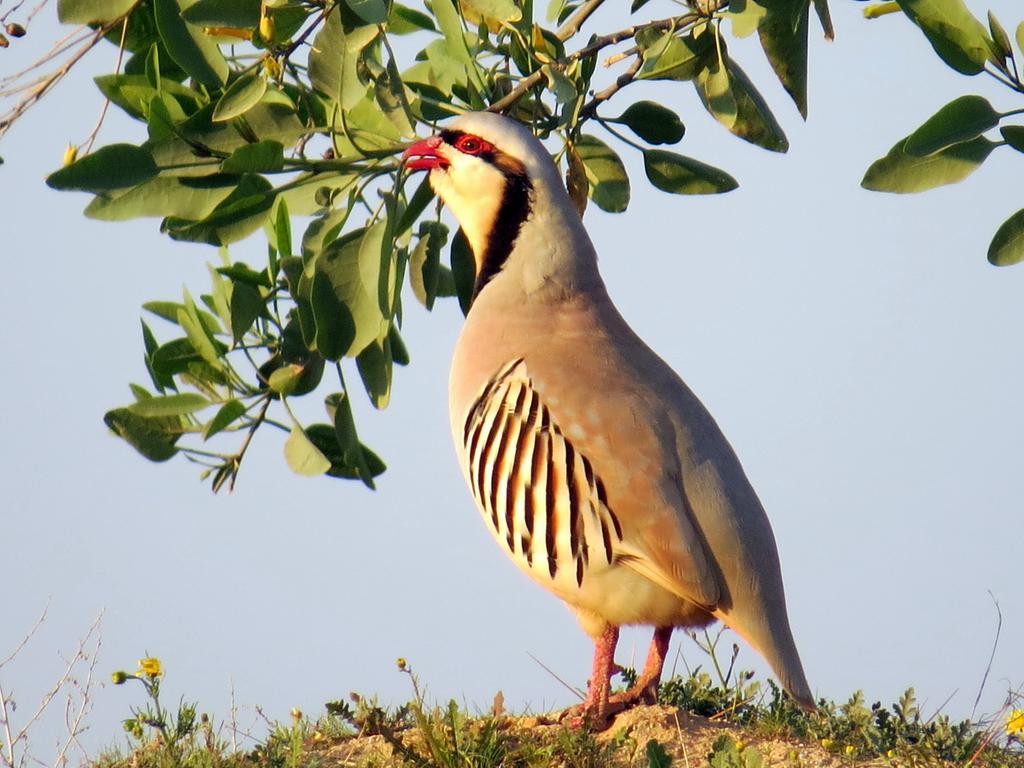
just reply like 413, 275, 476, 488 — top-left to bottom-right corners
389, 4, 436, 33
758, 0, 809, 118
462, 0, 521, 22
388, 325, 410, 365
203, 399, 247, 439
213, 73, 267, 122
450, 229, 475, 316
697, 61, 737, 130
308, 13, 379, 110
128, 392, 211, 417
176, 305, 222, 368
432, 0, 486, 93
94, 74, 204, 121
862, 136, 995, 193
46, 144, 158, 193
162, 173, 276, 245
987, 11, 1011, 61
104, 408, 181, 461
613, 102, 685, 145
221, 140, 284, 173
325, 392, 377, 487
1017, 22, 1024, 61
310, 224, 390, 360
410, 221, 448, 310
153, 0, 228, 88
575, 135, 630, 213
728, 0, 767, 38
894, 0, 992, 75
85, 175, 237, 221
181, 0, 259, 27
643, 150, 738, 195
987, 208, 1024, 266
58, 0, 135, 24
903, 95, 1000, 156
229, 281, 263, 341
1001, 125, 1024, 153
218, 262, 272, 287
346, 0, 387, 23
695, 58, 789, 152
645, 739, 672, 768
375, 55, 416, 138
151, 337, 201, 378
635, 28, 714, 81
395, 177, 436, 236
356, 336, 392, 409
284, 424, 331, 476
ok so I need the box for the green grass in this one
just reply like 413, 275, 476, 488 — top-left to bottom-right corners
93, 652, 1024, 768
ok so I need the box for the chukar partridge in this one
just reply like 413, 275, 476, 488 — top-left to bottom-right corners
403, 112, 814, 721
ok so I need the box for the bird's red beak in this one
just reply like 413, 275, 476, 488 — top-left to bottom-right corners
402, 135, 450, 171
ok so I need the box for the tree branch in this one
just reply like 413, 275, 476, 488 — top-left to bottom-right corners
488, 1, 727, 114
580, 54, 643, 120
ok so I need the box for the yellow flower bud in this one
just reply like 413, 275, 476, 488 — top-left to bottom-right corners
396, 657, 407, 671
863, 2, 901, 19
290, 707, 302, 722
111, 671, 128, 685
62, 144, 78, 166
258, 12, 275, 43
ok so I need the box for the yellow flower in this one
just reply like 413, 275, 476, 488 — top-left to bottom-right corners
291, 707, 302, 722
1008, 709, 1024, 736
62, 144, 78, 166
137, 657, 161, 677
887, 750, 896, 759
258, 12, 275, 43
312, 730, 324, 741
844, 745, 855, 755
734, 740, 745, 751
396, 657, 407, 671
820, 738, 833, 749
262, 55, 282, 80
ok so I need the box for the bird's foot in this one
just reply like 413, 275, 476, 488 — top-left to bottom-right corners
559, 700, 627, 731
607, 678, 660, 708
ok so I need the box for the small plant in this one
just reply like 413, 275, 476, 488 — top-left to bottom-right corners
707, 735, 765, 768
105, 655, 245, 768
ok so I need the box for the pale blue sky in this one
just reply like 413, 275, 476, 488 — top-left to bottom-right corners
3, 0, 1023, 762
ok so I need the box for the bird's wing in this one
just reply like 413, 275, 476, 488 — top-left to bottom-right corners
462, 358, 722, 610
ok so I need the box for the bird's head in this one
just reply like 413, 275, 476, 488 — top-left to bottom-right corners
403, 112, 591, 298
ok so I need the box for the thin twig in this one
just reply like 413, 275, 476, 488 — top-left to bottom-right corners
972, 592, 1003, 720
556, 0, 605, 41
0, 601, 49, 669
526, 652, 586, 700
579, 54, 643, 120
0, 18, 122, 139
81, 17, 128, 154
53, 613, 103, 767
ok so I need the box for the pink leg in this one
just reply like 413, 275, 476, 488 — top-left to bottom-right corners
610, 626, 673, 706
580, 624, 619, 721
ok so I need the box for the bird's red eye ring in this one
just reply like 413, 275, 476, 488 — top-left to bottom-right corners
455, 135, 491, 155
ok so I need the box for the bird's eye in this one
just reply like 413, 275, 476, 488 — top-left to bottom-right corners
456, 136, 487, 154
